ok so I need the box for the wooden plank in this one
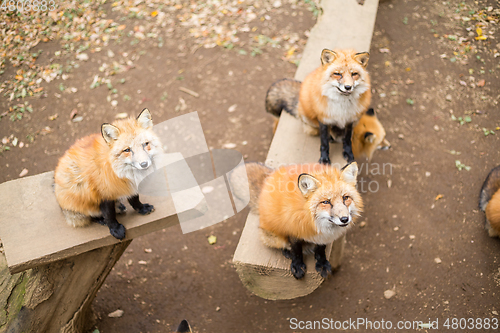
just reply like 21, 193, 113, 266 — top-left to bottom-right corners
233, 0, 379, 300
0, 170, 201, 274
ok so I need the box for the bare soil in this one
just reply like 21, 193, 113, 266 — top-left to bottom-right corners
1, 0, 499, 332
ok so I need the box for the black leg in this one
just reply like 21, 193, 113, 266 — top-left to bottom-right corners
99, 200, 126, 240
128, 194, 155, 215
314, 244, 332, 278
342, 123, 355, 162
319, 121, 331, 165
289, 239, 306, 279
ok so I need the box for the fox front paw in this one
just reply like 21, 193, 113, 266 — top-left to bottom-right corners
109, 223, 126, 240
138, 203, 155, 215
318, 156, 331, 165
343, 150, 355, 163
290, 261, 307, 280
315, 260, 332, 278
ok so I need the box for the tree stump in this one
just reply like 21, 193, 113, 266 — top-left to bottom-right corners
0, 240, 131, 333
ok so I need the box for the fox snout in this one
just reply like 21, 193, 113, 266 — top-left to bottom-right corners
134, 158, 151, 170
330, 214, 351, 227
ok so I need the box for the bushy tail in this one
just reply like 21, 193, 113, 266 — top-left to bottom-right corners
229, 162, 273, 214
62, 210, 91, 227
479, 165, 500, 211
265, 78, 302, 118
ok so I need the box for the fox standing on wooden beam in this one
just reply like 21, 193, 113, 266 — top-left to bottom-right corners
266, 48, 372, 164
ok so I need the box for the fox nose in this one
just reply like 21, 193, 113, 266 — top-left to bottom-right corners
344, 85, 352, 91
140, 161, 149, 168
340, 216, 349, 224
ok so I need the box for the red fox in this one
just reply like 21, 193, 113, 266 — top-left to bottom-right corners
479, 165, 500, 237
232, 162, 363, 279
351, 108, 391, 161
267, 49, 371, 164
54, 108, 163, 240
266, 80, 387, 161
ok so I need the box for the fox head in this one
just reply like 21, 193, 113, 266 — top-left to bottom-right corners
298, 163, 363, 233
352, 108, 391, 161
320, 48, 370, 100
101, 108, 163, 180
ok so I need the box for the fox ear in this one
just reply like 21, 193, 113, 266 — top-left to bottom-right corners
176, 320, 192, 333
340, 162, 358, 186
101, 123, 120, 144
354, 52, 369, 68
364, 132, 376, 143
298, 173, 320, 196
137, 108, 153, 129
321, 49, 337, 65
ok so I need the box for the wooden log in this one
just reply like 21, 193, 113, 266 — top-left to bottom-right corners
233, 0, 379, 300
0, 168, 201, 274
0, 240, 131, 333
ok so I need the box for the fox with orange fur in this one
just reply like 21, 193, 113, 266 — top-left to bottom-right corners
266, 49, 371, 164
54, 108, 163, 240
351, 108, 391, 161
232, 162, 363, 279
479, 165, 500, 238
265, 77, 390, 161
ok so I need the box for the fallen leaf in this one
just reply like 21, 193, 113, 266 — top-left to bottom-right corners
115, 113, 128, 119
477, 79, 485, 87
19, 168, 28, 177
435, 194, 443, 201
384, 289, 396, 299
208, 235, 217, 245
108, 309, 124, 318
70, 109, 78, 119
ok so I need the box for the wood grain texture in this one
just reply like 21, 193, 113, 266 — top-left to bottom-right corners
0, 171, 200, 274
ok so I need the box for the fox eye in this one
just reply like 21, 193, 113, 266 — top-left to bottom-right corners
144, 141, 150, 146
352, 72, 359, 79
342, 195, 350, 201
123, 148, 131, 153
321, 200, 331, 205
333, 72, 342, 78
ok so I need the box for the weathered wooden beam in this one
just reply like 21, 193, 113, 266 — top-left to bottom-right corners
233, 0, 379, 300
0, 169, 199, 274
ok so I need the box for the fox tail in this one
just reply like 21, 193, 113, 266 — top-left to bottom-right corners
265, 78, 301, 118
229, 162, 273, 214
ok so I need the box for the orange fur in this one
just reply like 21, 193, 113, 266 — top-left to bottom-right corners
486, 190, 500, 237
298, 49, 371, 133
352, 109, 391, 161
258, 163, 363, 248
54, 109, 163, 227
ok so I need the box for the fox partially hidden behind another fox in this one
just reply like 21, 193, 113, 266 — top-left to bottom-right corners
232, 162, 363, 279
266, 49, 388, 163
479, 165, 500, 237
54, 108, 163, 240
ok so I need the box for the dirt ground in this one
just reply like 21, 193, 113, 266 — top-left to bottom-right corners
1, 0, 500, 332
